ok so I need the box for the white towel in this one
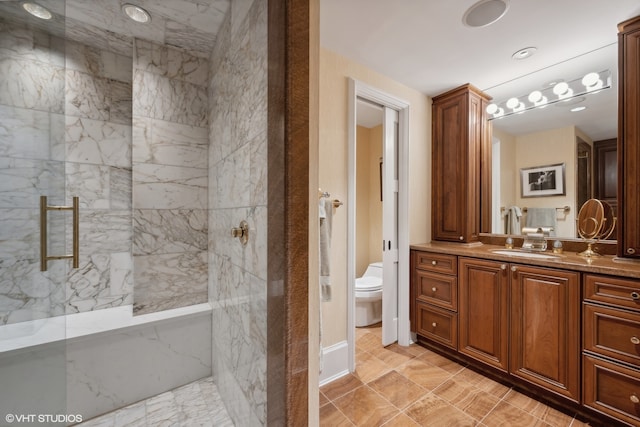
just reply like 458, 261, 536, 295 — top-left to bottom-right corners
505, 206, 522, 234
319, 198, 333, 301
525, 207, 557, 236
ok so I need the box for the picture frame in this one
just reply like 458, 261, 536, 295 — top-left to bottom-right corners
520, 163, 566, 198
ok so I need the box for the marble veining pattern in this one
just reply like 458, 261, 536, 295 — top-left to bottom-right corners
133, 117, 208, 168
0, 157, 65, 208
133, 39, 209, 85
133, 163, 207, 210
132, 68, 208, 128
133, 209, 207, 255
0, 57, 65, 113
208, 0, 267, 424
0, 105, 64, 161
76, 377, 233, 427
65, 116, 131, 168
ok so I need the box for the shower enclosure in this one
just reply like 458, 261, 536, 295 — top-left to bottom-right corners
0, 0, 271, 425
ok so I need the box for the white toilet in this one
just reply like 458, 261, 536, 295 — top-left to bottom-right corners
355, 262, 383, 327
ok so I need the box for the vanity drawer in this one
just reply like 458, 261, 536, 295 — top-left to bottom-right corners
414, 252, 457, 275
583, 354, 640, 426
414, 270, 457, 311
584, 303, 640, 366
415, 302, 457, 349
584, 274, 640, 311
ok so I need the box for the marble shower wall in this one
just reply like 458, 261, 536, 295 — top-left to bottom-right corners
64, 39, 134, 315
132, 39, 209, 315
208, 0, 268, 425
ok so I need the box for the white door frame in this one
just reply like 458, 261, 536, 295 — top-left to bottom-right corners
347, 78, 410, 372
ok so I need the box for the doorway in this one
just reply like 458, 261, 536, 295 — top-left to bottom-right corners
347, 79, 410, 373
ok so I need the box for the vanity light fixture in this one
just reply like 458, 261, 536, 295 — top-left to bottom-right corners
122, 4, 151, 24
22, 2, 53, 20
512, 47, 537, 60
486, 69, 612, 120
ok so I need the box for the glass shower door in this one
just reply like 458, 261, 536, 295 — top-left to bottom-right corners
0, 0, 68, 422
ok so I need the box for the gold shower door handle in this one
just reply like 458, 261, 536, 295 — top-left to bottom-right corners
40, 196, 79, 271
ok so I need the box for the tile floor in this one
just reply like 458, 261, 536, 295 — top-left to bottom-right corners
77, 377, 233, 427
320, 324, 591, 427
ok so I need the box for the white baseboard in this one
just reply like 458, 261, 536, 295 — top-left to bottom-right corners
319, 340, 349, 386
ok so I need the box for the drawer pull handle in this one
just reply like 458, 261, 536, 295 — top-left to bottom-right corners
631, 336, 640, 345
431, 260, 437, 266
501, 264, 507, 270
631, 394, 639, 404
432, 322, 437, 328
632, 292, 640, 300
432, 287, 437, 293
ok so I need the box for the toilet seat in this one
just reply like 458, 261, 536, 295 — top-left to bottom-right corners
355, 277, 382, 292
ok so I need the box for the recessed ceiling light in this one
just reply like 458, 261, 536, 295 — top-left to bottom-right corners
122, 4, 151, 23
571, 106, 587, 112
463, 0, 509, 28
512, 47, 537, 60
22, 2, 53, 20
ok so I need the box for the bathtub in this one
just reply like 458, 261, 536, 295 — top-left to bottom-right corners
0, 304, 212, 423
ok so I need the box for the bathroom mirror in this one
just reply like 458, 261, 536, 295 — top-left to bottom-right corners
485, 43, 617, 239
577, 199, 605, 240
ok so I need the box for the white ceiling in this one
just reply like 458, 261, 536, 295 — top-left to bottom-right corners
321, 0, 640, 141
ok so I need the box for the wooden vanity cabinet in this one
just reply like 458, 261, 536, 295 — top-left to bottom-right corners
411, 251, 458, 349
510, 265, 581, 402
618, 16, 640, 258
431, 84, 491, 243
458, 257, 509, 372
582, 274, 640, 425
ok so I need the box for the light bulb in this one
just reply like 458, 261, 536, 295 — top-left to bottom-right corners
582, 72, 600, 87
486, 103, 498, 115
553, 82, 569, 96
506, 97, 520, 109
528, 91, 542, 103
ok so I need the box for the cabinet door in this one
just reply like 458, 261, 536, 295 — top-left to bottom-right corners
619, 16, 640, 258
510, 265, 580, 402
459, 257, 509, 371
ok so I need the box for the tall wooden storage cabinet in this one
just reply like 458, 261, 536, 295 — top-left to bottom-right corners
618, 16, 640, 258
431, 84, 492, 243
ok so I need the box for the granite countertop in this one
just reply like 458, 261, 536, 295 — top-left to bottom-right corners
410, 242, 640, 280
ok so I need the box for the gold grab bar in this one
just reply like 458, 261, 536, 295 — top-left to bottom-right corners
40, 196, 79, 271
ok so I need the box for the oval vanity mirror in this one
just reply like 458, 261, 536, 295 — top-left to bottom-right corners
599, 200, 617, 240
577, 198, 605, 240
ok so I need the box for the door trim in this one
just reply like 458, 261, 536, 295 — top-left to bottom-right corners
347, 78, 411, 372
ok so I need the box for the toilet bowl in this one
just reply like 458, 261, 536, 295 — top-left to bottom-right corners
355, 262, 383, 327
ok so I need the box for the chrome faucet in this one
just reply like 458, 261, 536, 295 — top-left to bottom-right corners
521, 227, 552, 251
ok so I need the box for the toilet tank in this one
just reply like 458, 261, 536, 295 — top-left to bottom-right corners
363, 262, 383, 279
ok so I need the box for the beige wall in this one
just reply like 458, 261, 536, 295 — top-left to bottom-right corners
319, 47, 431, 347
355, 125, 383, 277
495, 128, 517, 233
515, 126, 577, 237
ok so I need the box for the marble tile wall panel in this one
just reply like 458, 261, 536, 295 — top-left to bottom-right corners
64, 17, 133, 58
133, 164, 207, 210
132, 117, 207, 168
134, 39, 209, 85
76, 210, 132, 255
0, 58, 65, 113
66, 163, 110, 209
0, 208, 39, 261
208, 0, 267, 424
0, 258, 66, 325
132, 69, 208, 127
65, 116, 131, 168
133, 252, 207, 314
0, 157, 65, 208
66, 252, 132, 314
65, 40, 132, 83
65, 70, 132, 125
133, 209, 207, 255
109, 167, 132, 210
164, 20, 215, 59
0, 20, 65, 67
0, 105, 63, 161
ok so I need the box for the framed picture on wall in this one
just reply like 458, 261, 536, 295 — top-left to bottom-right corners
520, 163, 566, 198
